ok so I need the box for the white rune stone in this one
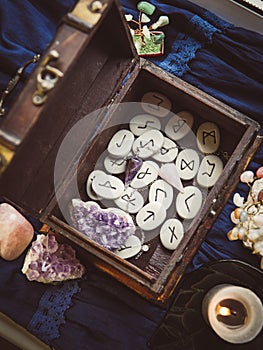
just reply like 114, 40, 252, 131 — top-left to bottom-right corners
176, 186, 203, 219
92, 171, 125, 199
107, 129, 134, 158
141, 91, 171, 117
132, 129, 164, 159
136, 202, 166, 231
160, 218, 184, 250
197, 155, 223, 187
129, 114, 161, 136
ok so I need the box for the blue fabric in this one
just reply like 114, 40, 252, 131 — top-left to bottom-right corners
0, 0, 263, 349
27, 280, 80, 344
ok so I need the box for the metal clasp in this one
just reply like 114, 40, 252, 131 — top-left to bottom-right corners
0, 54, 40, 116
32, 50, 63, 106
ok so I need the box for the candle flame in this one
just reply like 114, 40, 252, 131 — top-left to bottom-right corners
217, 305, 232, 316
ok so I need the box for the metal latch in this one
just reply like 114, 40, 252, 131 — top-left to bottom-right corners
32, 50, 64, 106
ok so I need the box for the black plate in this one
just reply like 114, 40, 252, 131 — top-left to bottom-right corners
149, 260, 263, 350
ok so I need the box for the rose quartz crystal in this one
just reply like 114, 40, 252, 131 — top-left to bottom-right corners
0, 203, 34, 261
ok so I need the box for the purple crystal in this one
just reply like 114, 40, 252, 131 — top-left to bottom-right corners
21, 234, 85, 283
124, 156, 143, 185
70, 199, 136, 251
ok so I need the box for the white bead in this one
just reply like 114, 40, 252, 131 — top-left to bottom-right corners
240, 170, 254, 183
196, 122, 220, 154
250, 179, 263, 201
175, 148, 200, 180
114, 187, 144, 214
141, 91, 171, 117
129, 114, 161, 136
114, 235, 142, 259
152, 137, 178, 163
160, 218, 184, 250
130, 161, 159, 189
164, 111, 194, 141
132, 129, 164, 159
107, 129, 134, 158
253, 214, 263, 227
92, 171, 124, 200
86, 170, 104, 200
197, 155, 223, 187
233, 193, 245, 208
104, 156, 127, 174
149, 179, 173, 209
176, 186, 203, 219
230, 211, 240, 224
136, 202, 166, 231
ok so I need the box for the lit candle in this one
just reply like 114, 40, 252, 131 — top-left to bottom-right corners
202, 284, 263, 344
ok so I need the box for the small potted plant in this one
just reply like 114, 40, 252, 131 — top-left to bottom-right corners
125, 1, 169, 57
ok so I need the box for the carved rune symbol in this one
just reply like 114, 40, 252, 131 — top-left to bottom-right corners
181, 159, 195, 171
139, 139, 154, 149
116, 134, 126, 148
147, 95, 164, 111
138, 120, 154, 129
169, 226, 178, 243
143, 211, 155, 222
110, 159, 126, 166
185, 192, 195, 212
99, 181, 116, 190
117, 245, 132, 252
202, 130, 216, 145
202, 159, 215, 177
155, 188, 167, 202
172, 119, 185, 133
121, 194, 136, 206
160, 147, 169, 155
137, 167, 152, 179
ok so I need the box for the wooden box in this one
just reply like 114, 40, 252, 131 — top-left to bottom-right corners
0, 0, 261, 303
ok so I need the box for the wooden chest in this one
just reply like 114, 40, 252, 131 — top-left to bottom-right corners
0, 0, 261, 303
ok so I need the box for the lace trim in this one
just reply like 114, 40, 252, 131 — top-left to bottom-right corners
190, 15, 220, 44
27, 280, 80, 345
151, 34, 202, 77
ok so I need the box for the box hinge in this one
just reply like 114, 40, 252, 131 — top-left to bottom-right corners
0, 143, 15, 175
66, 0, 109, 31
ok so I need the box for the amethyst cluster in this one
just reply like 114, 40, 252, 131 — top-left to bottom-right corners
70, 199, 135, 251
22, 234, 85, 283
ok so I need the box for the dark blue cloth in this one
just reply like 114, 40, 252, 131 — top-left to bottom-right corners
0, 0, 263, 349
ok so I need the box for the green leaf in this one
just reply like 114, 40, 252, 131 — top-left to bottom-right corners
137, 1, 156, 16
153, 33, 165, 44
141, 13, 151, 23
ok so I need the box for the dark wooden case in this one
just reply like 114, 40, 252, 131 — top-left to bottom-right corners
0, 0, 261, 303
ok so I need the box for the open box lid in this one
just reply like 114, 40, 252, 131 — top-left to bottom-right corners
0, 0, 138, 216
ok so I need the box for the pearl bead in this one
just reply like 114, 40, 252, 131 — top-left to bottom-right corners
239, 210, 248, 223
238, 226, 247, 239
253, 214, 263, 227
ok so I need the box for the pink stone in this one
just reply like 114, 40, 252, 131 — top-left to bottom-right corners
256, 166, 263, 179
158, 163, 184, 193
0, 203, 34, 261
